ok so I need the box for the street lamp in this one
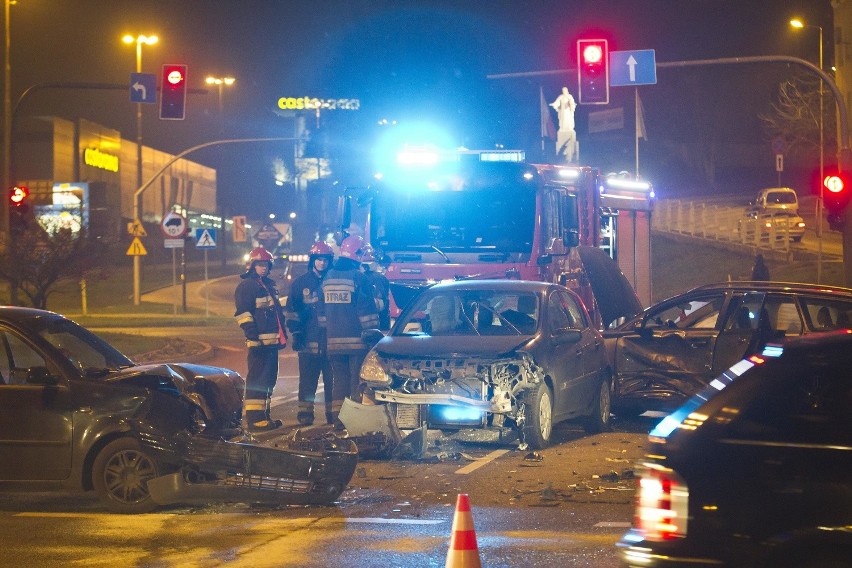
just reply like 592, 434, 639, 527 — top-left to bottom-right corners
790, 18, 824, 282
122, 33, 158, 305
205, 76, 235, 138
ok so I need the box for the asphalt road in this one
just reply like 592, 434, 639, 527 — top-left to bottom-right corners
0, 275, 653, 567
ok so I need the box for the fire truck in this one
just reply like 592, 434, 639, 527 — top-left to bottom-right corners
340, 149, 654, 329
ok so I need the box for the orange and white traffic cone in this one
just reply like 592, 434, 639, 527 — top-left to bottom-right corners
445, 493, 481, 568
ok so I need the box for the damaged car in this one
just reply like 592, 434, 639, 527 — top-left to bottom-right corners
603, 281, 852, 416
0, 307, 357, 513
358, 280, 613, 450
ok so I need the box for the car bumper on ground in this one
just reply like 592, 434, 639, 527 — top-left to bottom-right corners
617, 529, 723, 567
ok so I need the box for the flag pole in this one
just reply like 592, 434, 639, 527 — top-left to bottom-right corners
635, 88, 640, 178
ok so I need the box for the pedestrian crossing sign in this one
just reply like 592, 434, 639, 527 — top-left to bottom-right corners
194, 228, 217, 248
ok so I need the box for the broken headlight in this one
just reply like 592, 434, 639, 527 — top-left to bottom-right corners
360, 349, 391, 386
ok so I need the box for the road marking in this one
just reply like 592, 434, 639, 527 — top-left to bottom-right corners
454, 449, 510, 474
594, 521, 632, 528
339, 517, 444, 525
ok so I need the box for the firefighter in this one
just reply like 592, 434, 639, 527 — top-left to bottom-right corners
234, 246, 287, 432
320, 235, 379, 426
285, 241, 335, 426
361, 243, 391, 331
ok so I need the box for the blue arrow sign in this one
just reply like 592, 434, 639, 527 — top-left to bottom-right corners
194, 228, 217, 248
610, 50, 657, 87
130, 73, 157, 103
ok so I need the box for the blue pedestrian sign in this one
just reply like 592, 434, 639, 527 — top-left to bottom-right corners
609, 50, 657, 87
194, 228, 217, 248
130, 73, 157, 103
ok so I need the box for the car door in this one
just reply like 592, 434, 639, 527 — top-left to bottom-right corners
614, 292, 726, 401
0, 327, 73, 481
544, 290, 602, 419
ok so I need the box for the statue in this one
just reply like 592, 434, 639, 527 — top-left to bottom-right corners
550, 87, 579, 163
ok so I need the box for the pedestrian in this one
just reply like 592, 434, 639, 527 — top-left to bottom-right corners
320, 235, 379, 427
750, 253, 770, 281
360, 243, 391, 331
234, 246, 287, 432
285, 241, 335, 426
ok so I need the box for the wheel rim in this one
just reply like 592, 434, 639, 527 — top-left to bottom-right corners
102, 449, 156, 505
598, 381, 611, 424
538, 389, 552, 440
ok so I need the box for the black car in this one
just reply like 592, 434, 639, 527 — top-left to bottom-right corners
358, 280, 612, 450
603, 281, 852, 415
617, 331, 852, 567
0, 307, 357, 513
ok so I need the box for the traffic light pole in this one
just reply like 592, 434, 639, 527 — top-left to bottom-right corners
130, 137, 296, 305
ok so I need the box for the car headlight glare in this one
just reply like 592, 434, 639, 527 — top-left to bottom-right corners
360, 349, 391, 385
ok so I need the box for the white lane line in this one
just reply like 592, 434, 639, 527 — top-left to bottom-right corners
594, 521, 632, 528
454, 449, 510, 475
340, 517, 444, 525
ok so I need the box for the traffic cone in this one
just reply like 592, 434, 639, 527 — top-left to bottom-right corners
445, 493, 481, 568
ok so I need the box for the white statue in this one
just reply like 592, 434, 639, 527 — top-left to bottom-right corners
550, 87, 579, 163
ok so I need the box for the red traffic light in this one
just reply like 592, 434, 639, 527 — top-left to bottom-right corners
160, 64, 188, 120
9, 185, 28, 205
577, 39, 609, 105
824, 174, 845, 194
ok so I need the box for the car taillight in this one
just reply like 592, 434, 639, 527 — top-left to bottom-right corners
634, 463, 689, 541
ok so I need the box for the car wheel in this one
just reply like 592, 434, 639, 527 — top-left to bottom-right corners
583, 377, 612, 434
92, 437, 159, 514
522, 382, 553, 450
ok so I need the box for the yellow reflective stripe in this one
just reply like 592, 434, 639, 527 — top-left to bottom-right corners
255, 296, 275, 309
323, 279, 356, 291
246, 339, 261, 348
236, 312, 254, 325
244, 401, 266, 411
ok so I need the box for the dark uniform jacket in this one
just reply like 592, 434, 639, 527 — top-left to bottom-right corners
234, 273, 287, 348
320, 263, 379, 354
284, 270, 325, 354
364, 270, 391, 331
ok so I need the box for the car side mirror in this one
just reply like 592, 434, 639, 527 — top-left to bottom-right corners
361, 329, 385, 346
25, 366, 59, 385
552, 328, 582, 345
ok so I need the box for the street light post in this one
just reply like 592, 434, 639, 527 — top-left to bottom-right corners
123, 33, 157, 305
204, 76, 234, 267
791, 19, 824, 283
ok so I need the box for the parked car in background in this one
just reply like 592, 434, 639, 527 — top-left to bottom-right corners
618, 331, 852, 567
0, 307, 357, 513
738, 209, 806, 242
751, 186, 799, 215
603, 281, 852, 416
359, 280, 612, 450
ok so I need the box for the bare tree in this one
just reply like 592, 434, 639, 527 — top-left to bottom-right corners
0, 219, 106, 309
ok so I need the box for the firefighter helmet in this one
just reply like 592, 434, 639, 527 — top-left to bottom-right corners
309, 241, 334, 257
339, 235, 365, 261
246, 246, 274, 271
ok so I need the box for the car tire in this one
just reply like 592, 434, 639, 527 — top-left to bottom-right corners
522, 382, 553, 450
92, 437, 159, 514
582, 377, 612, 434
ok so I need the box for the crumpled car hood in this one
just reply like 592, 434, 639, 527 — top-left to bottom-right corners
105, 363, 244, 432
375, 335, 531, 358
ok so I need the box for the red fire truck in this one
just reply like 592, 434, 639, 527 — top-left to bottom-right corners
340, 149, 654, 329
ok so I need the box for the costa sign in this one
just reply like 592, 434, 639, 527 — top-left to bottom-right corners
277, 97, 360, 111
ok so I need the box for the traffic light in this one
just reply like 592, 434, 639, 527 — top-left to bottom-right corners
823, 173, 850, 230
577, 39, 609, 105
9, 185, 28, 206
160, 64, 188, 120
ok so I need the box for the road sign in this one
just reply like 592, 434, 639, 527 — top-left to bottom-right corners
164, 238, 185, 248
254, 223, 283, 242
127, 218, 147, 237
195, 228, 217, 248
130, 72, 157, 103
126, 237, 148, 256
232, 215, 247, 242
771, 137, 787, 155
161, 211, 188, 238
776, 154, 784, 172
609, 50, 657, 87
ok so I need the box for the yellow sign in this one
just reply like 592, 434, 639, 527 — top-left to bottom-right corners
126, 237, 148, 256
127, 219, 147, 237
276, 97, 360, 110
232, 215, 247, 242
84, 147, 119, 172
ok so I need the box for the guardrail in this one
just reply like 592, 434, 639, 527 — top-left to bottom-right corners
653, 200, 799, 253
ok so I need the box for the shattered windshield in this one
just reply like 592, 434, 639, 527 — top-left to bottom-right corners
372, 188, 535, 253
396, 289, 540, 337
31, 316, 133, 376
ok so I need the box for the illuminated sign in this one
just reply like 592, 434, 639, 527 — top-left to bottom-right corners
84, 147, 119, 172
277, 97, 360, 111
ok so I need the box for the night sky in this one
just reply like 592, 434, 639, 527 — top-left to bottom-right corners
5, 0, 834, 218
